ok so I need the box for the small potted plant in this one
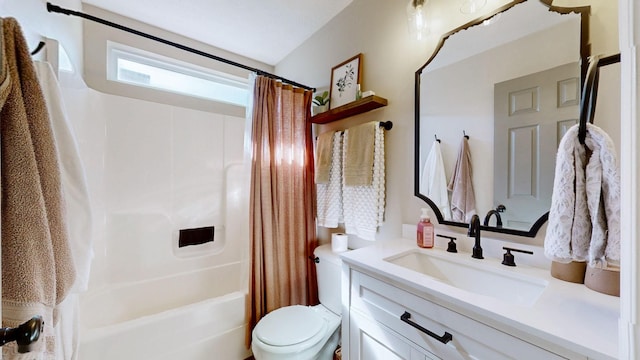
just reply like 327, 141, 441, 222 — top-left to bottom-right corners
312, 91, 330, 115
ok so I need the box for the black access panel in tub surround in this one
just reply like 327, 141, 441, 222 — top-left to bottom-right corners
179, 226, 215, 247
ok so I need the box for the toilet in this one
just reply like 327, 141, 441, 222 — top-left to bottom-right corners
251, 244, 343, 360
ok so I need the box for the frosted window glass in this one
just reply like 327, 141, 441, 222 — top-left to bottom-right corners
109, 46, 248, 107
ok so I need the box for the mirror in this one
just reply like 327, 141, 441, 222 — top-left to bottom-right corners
414, 0, 590, 237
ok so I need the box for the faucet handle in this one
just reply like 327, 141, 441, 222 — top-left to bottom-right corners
501, 247, 533, 267
437, 235, 457, 253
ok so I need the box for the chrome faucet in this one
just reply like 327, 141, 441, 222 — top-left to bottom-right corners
468, 214, 483, 259
483, 210, 503, 228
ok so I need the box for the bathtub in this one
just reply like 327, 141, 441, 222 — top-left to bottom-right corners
78, 262, 250, 360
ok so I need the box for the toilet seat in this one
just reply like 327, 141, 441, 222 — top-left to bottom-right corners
254, 305, 325, 347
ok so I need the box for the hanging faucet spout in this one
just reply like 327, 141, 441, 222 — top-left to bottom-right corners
483, 210, 503, 228
468, 215, 483, 259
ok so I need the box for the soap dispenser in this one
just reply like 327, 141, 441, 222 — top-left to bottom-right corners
417, 208, 434, 248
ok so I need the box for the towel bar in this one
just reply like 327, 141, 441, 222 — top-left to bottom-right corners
0, 315, 43, 353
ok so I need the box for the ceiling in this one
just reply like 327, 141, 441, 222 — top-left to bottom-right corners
82, 0, 354, 66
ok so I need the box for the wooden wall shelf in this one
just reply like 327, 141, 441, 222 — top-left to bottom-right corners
311, 95, 388, 124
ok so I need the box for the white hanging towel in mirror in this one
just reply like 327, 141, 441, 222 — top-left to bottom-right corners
447, 137, 476, 223
420, 141, 451, 221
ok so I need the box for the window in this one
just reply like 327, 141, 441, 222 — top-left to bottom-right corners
58, 43, 74, 73
107, 42, 248, 107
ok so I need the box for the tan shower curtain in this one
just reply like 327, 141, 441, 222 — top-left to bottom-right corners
246, 76, 318, 346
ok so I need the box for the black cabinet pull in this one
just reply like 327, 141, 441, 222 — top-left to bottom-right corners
400, 311, 453, 344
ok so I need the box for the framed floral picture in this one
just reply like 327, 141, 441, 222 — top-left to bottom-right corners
329, 53, 363, 109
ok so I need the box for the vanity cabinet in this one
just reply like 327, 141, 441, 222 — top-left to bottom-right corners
350, 311, 437, 360
344, 269, 581, 360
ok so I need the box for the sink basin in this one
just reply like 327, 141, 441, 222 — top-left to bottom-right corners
384, 250, 548, 306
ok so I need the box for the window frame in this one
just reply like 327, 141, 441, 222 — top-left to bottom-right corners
106, 41, 249, 107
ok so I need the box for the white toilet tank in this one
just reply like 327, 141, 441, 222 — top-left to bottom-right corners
314, 244, 343, 315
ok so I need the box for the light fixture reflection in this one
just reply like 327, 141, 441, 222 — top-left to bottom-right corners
481, 12, 502, 26
407, 0, 429, 40
460, 0, 487, 14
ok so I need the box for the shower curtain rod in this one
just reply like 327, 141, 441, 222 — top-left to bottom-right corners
46, 2, 316, 92
597, 53, 620, 68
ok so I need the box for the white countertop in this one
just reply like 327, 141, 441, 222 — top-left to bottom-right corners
339, 238, 619, 359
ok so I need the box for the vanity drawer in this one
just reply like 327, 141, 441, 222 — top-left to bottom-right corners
350, 270, 568, 360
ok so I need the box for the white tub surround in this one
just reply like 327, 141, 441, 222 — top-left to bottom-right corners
340, 238, 619, 360
78, 291, 249, 360
78, 262, 248, 359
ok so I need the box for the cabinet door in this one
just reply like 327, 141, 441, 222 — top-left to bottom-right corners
349, 310, 438, 360
350, 271, 570, 360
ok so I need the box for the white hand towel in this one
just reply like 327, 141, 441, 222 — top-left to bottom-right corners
343, 123, 385, 240
316, 132, 343, 228
35, 61, 94, 293
35, 61, 93, 360
447, 137, 476, 222
544, 123, 620, 266
420, 141, 451, 221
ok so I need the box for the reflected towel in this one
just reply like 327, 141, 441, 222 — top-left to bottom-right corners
344, 122, 376, 186
1, 18, 76, 358
343, 124, 385, 240
315, 130, 335, 184
545, 123, 620, 266
420, 141, 451, 221
447, 137, 476, 222
316, 132, 343, 228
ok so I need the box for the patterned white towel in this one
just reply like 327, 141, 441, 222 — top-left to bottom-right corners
544, 123, 620, 266
316, 132, 343, 228
343, 123, 385, 240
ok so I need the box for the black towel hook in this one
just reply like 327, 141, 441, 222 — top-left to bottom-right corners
463, 130, 469, 139
30, 41, 46, 56
578, 55, 601, 145
577, 53, 621, 145
434, 134, 440, 143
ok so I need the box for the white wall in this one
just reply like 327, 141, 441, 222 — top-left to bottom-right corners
617, 0, 639, 357
0, 0, 83, 74
276, 0, 619, 247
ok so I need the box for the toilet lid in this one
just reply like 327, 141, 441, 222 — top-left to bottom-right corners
254, 305, 324, 346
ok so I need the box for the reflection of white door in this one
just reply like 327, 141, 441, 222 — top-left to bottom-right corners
494, 62, 579, 230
